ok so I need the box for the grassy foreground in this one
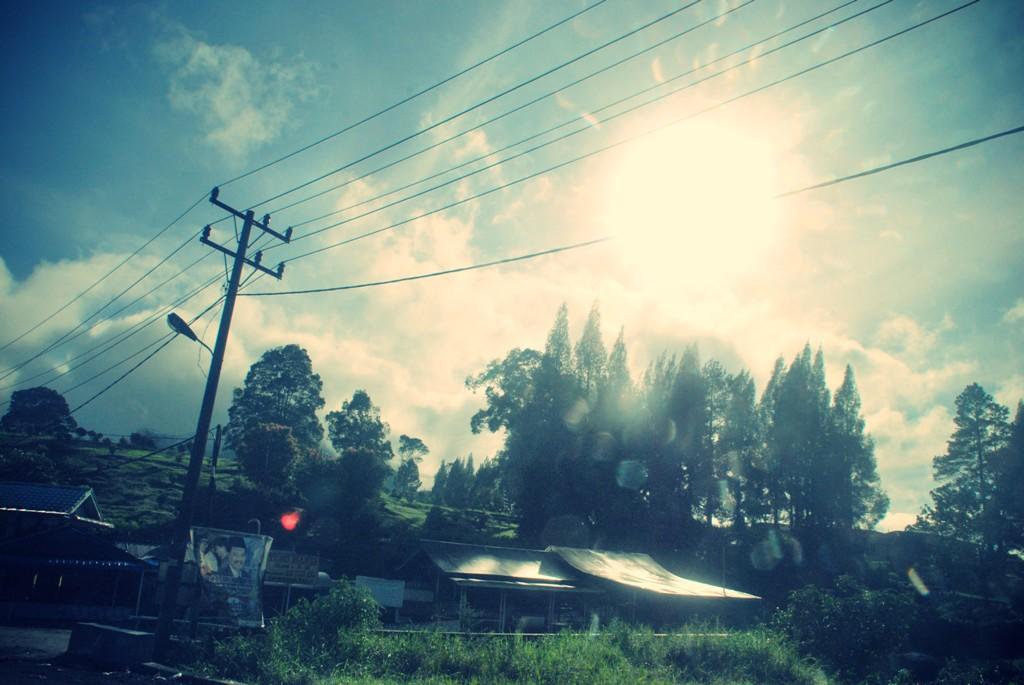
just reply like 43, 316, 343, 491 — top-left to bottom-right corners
192, 584, 832, 685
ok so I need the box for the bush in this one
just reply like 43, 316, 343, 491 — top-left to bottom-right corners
202, 581, 380, 684
775, 575, 916, 683
0, 446, 59, 483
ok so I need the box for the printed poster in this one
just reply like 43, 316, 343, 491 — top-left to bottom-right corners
189, 526, 273, 628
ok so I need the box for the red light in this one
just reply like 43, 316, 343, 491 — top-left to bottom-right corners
280, 511, 301, 531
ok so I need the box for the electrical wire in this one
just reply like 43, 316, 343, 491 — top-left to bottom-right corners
276, 0, 865, 238
237, 122, 1024, 299
0, 232, 207, 381
215, 0, 612, 189
0, 193, 207, 354
259, 0, 761, 226
0, 0, 707, 396
0, 1, 613, 369
83, 436, 195, 476
275, 0, 980, 267
774, 124, 1024, 198
209, 1, 705, 220
242, 237, 612, 297
0, 268, 226, 394
67, 336, 178, 415
0, 0, 986, 425
67, 297, 226, 415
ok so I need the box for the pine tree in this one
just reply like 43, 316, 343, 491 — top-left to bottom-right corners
503, 304, 579, 541
993, 402, 1024, 553
700, 359, 730, 525
919, 383, 1010, 547
720, 370, 763, 529
758, 357, 787, 524
431, 461, 449, 505
828, 366, 887, 528
574, 303, 607, 397
768, 345, 830, 529
606, 327, 631, 397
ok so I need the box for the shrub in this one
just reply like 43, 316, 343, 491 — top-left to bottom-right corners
775, 575, 916, 683
203, 581, 380, 684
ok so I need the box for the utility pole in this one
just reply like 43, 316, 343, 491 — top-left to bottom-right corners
154, 188, 290, 659
207, 424, 222, 522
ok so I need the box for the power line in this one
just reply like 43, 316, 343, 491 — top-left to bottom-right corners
239, 122, 1022, 300
0, 0, 693, 381
212, 1, 704, 219
280, 0, 864, 238
68, 336, 177, 415
242, 237, 612, 297
0, 257, 271, 418
0, 194, 207, 354
775, 124, 1024, 197
277, 0, 978, 267
0, 2, 613, 364
275, 0, 886, 249
0, 267, 225, 393
215, 0, 612, 189
83, 436, 194, 476
260, 0, 761, 227
67, 297, 225, 416
0, 232, 206, 381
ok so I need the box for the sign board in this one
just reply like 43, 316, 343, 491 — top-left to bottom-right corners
356, 576, 405, 609
265, 550, 320, 585
189, 526, 273, 628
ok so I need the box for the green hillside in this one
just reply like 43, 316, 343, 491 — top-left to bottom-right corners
0, 434, 517, 546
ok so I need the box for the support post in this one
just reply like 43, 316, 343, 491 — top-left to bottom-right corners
154, 190, 287, 659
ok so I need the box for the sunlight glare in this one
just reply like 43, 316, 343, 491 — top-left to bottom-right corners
601, 122, 781, 288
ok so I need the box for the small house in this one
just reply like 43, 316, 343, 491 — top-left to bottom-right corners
0, 481, 147, 621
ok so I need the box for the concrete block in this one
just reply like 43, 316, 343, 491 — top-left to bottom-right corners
66, 622, 155, 666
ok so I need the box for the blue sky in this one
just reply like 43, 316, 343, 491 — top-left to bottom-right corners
1, 0, 1022, 531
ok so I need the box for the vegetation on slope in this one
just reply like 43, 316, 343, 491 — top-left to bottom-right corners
194, 583, 832, 685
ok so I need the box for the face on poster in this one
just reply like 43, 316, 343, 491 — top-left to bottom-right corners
190, 526, 273, 628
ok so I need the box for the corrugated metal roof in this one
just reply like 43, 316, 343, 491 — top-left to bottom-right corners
450, 577, 601, 593
419, 539, 579, 582
548, 546, 759, 600
0, 482, 94, 516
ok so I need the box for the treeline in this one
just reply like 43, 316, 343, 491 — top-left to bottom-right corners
429, 456, 506, 512
467, 304, 887, 550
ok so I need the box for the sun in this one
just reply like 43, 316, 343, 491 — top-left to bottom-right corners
600, 120, 782, 289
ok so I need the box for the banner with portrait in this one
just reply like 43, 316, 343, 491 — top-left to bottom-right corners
188, 526, 273, 628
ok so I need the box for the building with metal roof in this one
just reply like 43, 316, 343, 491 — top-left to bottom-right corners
0, 481, 108, 529
0, 481, 146, 622
397, 539, 758, 632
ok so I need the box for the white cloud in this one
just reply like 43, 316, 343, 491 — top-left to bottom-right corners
155, 29, 318, 159
996, 375, 1024, 410
875, 314, 953, 362
1004, 298, 1024, 324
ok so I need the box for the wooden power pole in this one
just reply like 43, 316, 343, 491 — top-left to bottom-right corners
154, 188, 290, 658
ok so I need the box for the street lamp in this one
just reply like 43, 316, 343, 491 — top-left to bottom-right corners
167, 313, 212, 354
